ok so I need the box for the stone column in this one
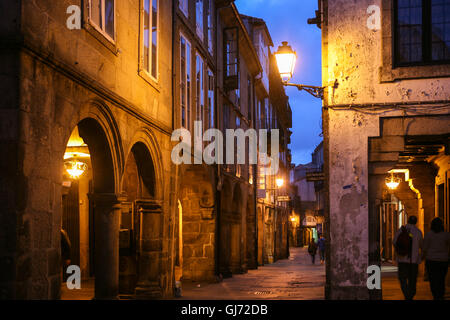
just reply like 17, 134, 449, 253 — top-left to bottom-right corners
368, 173, 385, 300
134, 199, 163, 299
90, 193, 122, 300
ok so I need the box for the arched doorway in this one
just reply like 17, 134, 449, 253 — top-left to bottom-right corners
119, 142, 157, 295
230, 184, 242, 274
219, 180, 233, 277
246, 194, 257, 269
61, 118, 118, 300
175, 200, 183, 283
257, 206, 264, 266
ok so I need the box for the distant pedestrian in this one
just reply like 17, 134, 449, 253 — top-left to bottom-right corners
394, 216, 423, 300
308, 239, 318, 264
61, 229, 71, 282
317, 234, 326, 264
422, 217, 450, 300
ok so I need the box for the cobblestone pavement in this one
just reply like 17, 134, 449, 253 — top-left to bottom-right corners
177, 247, 325, 300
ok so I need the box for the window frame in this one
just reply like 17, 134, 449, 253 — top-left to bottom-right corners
196, 53, 206, 133
207, 0, 214, 55
139, 0, 160, 83
196, 0, 205, 41
207, 69, 215, 129
393, 0, 450, 67
179, 0, 189, 17
381, 0, 450, 82
88, 0, 116, 43
223, 26, 240, 105
180, 33, 192, 130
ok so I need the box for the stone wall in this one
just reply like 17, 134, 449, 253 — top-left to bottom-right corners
0, 0, 176, 299
322, 0, 450, 299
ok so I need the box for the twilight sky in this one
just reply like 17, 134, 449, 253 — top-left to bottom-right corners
235, 0, 323, 166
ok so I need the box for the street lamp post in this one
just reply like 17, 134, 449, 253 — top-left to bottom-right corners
274, 41, 326, 99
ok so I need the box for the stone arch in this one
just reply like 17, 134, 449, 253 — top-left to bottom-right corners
61, 99, 124, 193
368, 115, 449, 292
123, 128, 165, 200
230, 183, 243, 273
245, 193, 257, 269
61, 111, 122, 300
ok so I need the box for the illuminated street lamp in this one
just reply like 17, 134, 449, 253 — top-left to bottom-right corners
385, 172, 401, 190
276, 178, 284, 188
274, 41, 325, 99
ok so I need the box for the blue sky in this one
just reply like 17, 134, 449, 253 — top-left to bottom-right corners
235, 0, 323, 166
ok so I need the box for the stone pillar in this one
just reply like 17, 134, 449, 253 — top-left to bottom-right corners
134, 200, 163, 299
368, 173, 384, 300
90, 193, 122, 300
409, 164, 437, 233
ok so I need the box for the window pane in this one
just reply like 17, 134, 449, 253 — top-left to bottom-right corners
196, 55, 205, 131
207, 70, 214, 129
105, 0, 115, 39
91, 0, 102, 28
207, 0, 213, 54
187, 43, 191, 130
431, 0, 450, 61
181, 37, 186, 128
395, 0, 423, 63
196, 0, 204, 40
144, 0, 150, 72
151, 0, 158, 78
179, 0, 188, 17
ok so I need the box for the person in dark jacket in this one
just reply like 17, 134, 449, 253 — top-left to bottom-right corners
308, 238, 318, 264
422, 217, 450, 300
317, 234, 326, 264
61, 229, 71, 282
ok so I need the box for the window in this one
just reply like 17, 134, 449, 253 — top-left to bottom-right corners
196, 54, 205, 132
196, 0, 204, 40
180, 35, 191, 129
207, 0, 214, 54
207, 69, 215, 129
179, 0, 188, 17
247, 76, 252, 122
224, 27, 239, 91
394, 0, 450, 65
90, 0, 115, 40
143, 0, 159, 79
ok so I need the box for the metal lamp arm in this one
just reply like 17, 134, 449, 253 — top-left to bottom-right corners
284, 83, 325, 99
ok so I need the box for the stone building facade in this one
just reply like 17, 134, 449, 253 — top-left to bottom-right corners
0, 0, 293, 299
0, 0, 176, 299
313, 0, 450, 299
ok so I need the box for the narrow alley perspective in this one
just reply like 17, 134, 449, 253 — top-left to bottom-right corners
2, 0, 450, 309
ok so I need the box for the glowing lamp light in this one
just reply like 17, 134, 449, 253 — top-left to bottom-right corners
274, 41, 297, 82
276, 178, 284, 188
65, 160, 87, 179
385, 172, 401, 190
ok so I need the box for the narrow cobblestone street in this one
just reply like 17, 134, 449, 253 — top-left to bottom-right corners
178, 247, 325, 300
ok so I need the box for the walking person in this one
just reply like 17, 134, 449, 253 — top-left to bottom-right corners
422, 217, 450, 300
308, 238, 318, 264
394, 216, 423, 300
317, 234, 326, 264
